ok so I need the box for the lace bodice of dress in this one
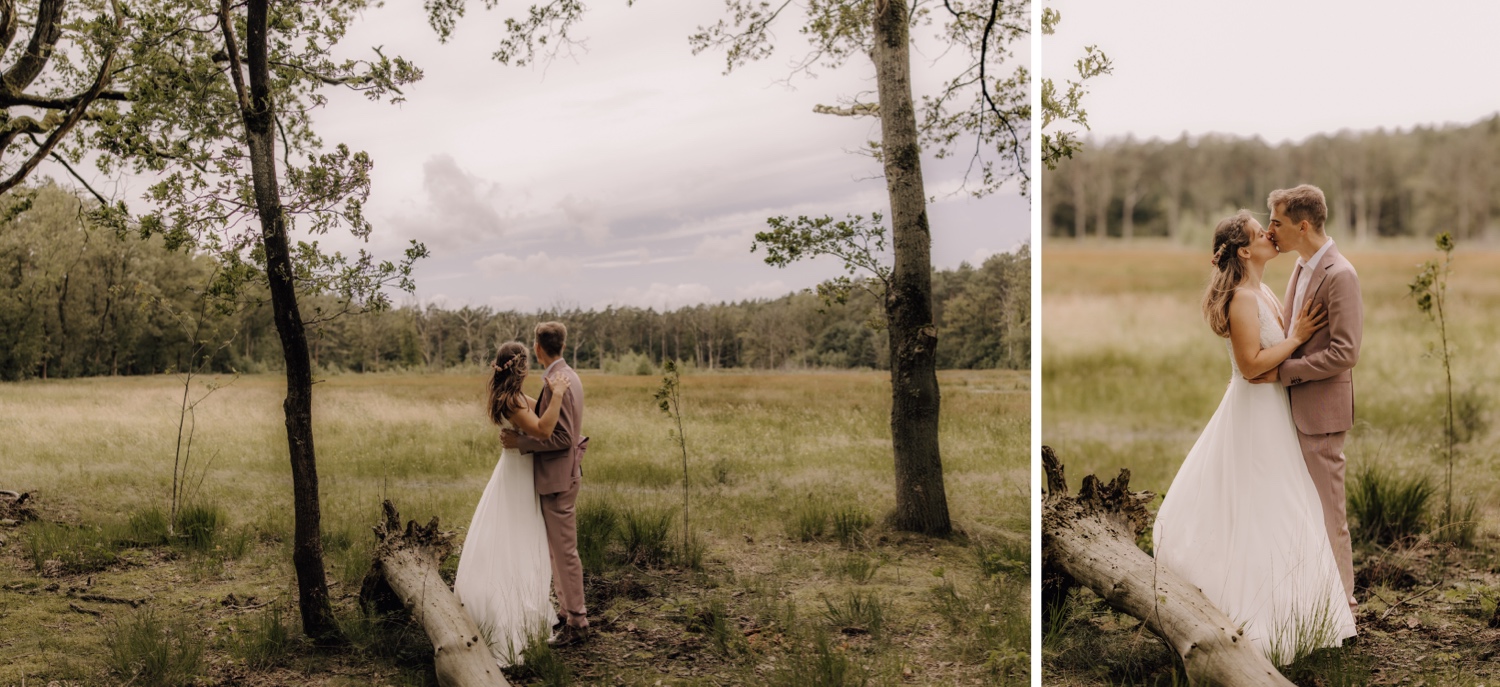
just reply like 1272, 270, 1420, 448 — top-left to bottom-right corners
1227, 284, 1286, 378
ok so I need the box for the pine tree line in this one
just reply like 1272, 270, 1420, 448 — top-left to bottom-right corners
1, 183, 1028, 381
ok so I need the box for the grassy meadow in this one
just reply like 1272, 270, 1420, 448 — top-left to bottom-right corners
1043, 242, 1500, 686
0, 368, 1028, 686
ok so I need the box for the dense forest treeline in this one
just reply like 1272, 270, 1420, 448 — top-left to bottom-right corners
0, 184, 1029, 381
1042, 114, 1500, 243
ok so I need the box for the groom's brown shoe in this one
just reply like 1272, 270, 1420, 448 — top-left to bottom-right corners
548, 623, 590, 647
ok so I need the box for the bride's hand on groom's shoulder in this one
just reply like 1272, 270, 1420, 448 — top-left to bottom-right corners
546, 373, 569, 395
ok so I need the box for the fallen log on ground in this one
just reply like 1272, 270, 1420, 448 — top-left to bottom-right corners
1041, 446, 1294, 687
361, 500, 509, 687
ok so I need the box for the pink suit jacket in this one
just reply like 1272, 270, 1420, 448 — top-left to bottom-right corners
1279, 243, 1363, 436
520, 360, 585, 495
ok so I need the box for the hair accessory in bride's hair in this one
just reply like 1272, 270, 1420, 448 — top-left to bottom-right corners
1209, 243, 1228, 269
490, 354, 525, 374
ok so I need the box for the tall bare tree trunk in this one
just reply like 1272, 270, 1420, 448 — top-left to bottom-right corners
229, 0, 338, 641
873, 0, 950, 535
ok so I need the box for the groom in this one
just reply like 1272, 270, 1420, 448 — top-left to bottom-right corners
501, 321, 590, 645
1253, 184, 1364, 614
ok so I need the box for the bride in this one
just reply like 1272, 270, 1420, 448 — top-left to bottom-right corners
1153, 210, 1358, 664
454, 341, 569, 667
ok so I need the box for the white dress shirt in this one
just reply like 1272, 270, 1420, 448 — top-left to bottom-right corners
1290, 238, 1335, 330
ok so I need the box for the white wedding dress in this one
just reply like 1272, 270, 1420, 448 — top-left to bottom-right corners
1153, 283, 1357, 665
453, 417, 554, 667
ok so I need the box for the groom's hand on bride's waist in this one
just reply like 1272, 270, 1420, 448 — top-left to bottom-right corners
1247, 366, 1279, 384
500, 428, 521, 449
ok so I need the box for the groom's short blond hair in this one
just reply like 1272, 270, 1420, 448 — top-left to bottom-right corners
1268, 185, 1328, 232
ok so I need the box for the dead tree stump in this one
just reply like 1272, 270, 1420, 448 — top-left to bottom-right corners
362, 500, 510, 687
1041, 446, 1295, 687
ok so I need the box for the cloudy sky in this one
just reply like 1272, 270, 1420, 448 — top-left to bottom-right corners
1044, 0, 1500, 143
50, 2, 1027, 312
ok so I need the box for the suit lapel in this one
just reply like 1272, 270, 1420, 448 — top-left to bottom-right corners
1304, 243, 1339, 307
1282, 263, 1300, 335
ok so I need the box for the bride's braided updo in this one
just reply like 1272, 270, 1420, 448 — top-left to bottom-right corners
486, 341, 531, 425
1201, 210, 1255, 338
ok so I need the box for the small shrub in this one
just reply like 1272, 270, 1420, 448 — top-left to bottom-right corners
127, 507, 172, 546
620, 506, 673, 567
831, 505, 871, 548
821, 590, 885, 637
788, 499, 830, 542
228, 605, 291, 670
176, 503, 224, 552
25, 522, 120, 575
1348, 465, 1433, 546
106, 608, 205, 687
577, 500, 620, 571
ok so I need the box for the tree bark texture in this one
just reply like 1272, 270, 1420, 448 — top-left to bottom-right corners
233, 0, 337, 641
1041, 447, 1295, 687
362, 501, 511, 687
872, 0, 950, 536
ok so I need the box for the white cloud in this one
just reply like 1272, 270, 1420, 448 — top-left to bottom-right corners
475, 251, 582, 277
600, 283, 714, 310
390, 154, 514, 248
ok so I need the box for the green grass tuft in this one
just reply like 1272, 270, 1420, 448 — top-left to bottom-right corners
831, 505, 872, 548
175, 502, 224, 552
226, 605, 292, 670
24, 522, 121, 575
105, 609, 205, 687
620, 506, 673, 567
1348, 464, 1433, 546
789, 499, 831, 542
821, 590, 885, 637
127, 507, 173, 545
576, 499, 620, 571
767, 628, 870, 687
